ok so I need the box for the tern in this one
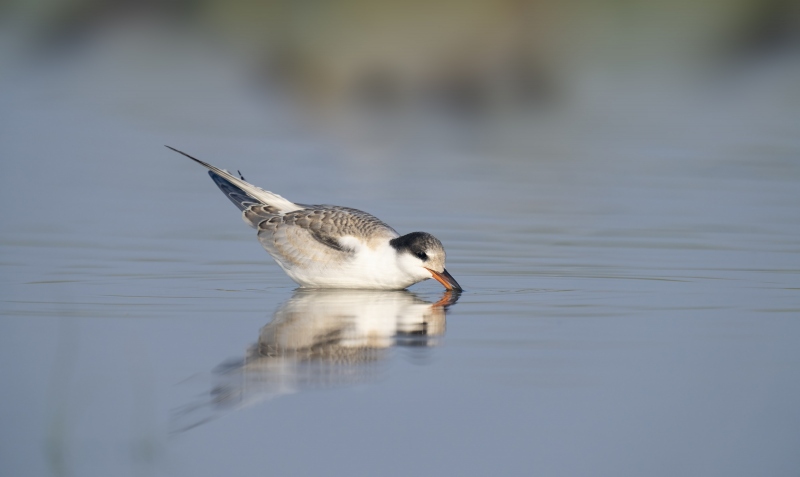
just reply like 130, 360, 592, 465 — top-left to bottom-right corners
168, 147, 461, 291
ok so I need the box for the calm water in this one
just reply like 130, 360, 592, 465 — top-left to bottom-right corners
1, 32, 800, 477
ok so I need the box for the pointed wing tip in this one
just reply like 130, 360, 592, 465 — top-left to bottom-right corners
165, 145, 189, 157
165, 145, 211, 168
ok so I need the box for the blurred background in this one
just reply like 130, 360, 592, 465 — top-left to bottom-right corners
3, 0, 799, 151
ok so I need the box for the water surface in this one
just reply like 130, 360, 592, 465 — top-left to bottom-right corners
1, 29, 799, 477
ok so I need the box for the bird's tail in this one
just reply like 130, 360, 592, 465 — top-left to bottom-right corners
207, 171, 259, 211
167, 146, 300, 213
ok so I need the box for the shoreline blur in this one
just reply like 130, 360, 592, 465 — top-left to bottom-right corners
4, 0, 798, 117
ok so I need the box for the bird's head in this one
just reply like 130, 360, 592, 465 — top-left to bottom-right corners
390, 232, 461, 291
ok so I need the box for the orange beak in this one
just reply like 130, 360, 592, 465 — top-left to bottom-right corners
425, 267, 462, 291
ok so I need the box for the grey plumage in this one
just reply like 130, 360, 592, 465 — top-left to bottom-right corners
168, 146, 394, 257
167, 144, 398, 257
209, 172, 260, 211
257, 206, 398, 269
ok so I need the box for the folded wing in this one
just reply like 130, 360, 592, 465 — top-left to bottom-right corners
257, 207, 397, 270
167, 146, 300, 213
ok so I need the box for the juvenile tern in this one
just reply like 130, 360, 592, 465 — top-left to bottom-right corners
168, 147, 461, 291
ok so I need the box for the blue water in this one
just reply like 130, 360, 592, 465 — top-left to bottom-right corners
1, 27, 799, 477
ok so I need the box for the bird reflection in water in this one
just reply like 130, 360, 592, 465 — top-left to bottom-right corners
173, 289, 460, 432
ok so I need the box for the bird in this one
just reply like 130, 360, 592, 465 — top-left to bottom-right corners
167, 146, 461, 291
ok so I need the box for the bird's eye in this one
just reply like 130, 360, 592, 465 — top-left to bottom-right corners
415, 251, 428, 261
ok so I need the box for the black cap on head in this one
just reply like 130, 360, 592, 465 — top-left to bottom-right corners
389, 232, 443, 261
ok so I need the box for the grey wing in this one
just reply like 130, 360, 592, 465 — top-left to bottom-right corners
209, 172, 260, 211
255, 207, 397, 269
242, 203, 288, 228
168, 146, 300, 213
